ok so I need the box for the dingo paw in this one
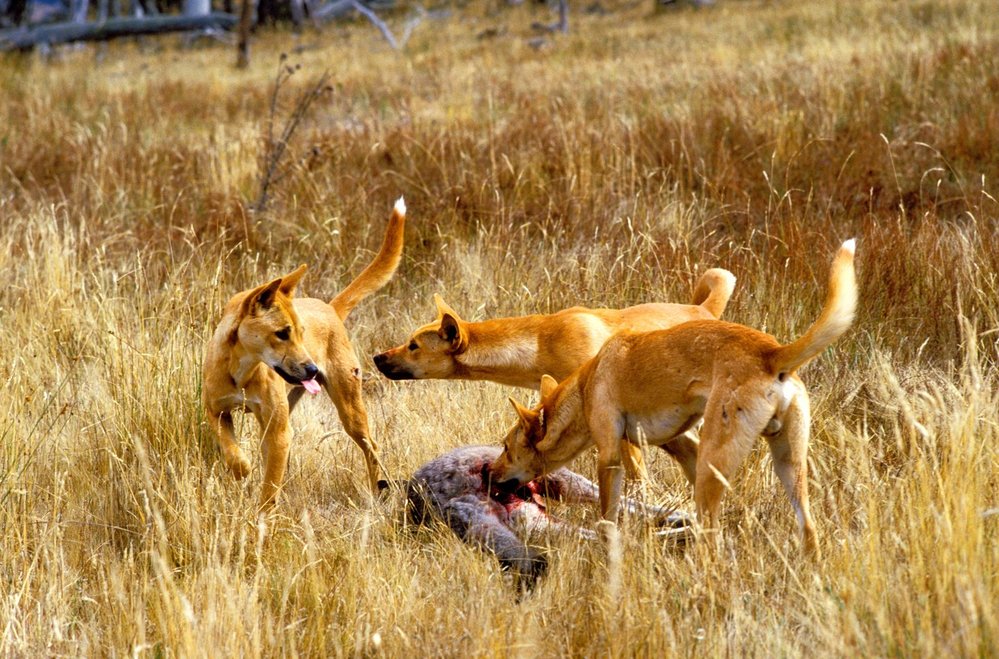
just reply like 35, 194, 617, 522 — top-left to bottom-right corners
227, 452, 252, 479
596, 519, 619, 544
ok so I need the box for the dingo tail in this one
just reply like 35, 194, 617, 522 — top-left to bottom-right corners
331, 197, 407, 321
769, 239, 857, 375
691, 268, 737, 319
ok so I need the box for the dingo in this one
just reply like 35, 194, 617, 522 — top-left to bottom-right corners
373, 268, 736, 483
202, 198, 406, 509
491, 240, 857, 555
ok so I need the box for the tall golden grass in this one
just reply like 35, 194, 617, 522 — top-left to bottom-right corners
1, 0, 997, 654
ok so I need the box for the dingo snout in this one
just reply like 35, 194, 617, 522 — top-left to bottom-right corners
372, 350, 415, 380
273, 360, 319, 386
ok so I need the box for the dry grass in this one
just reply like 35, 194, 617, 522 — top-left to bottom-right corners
2, 0, 998, 654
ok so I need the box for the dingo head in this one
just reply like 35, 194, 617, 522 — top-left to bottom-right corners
372, 294, 468, 380
490, 375, 562, 488
235, 264, 319, 387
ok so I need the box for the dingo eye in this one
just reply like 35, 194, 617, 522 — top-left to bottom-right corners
275, 327, 291, 341
408, 341, 418, 351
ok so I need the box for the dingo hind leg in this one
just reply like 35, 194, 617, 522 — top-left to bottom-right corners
324, 358, 383, 493
766, 393, 818, 556
693, 390, 771, 545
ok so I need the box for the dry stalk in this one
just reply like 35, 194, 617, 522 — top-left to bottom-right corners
250, 56, 331, 215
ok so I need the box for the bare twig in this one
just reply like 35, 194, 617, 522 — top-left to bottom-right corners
250, 58, 331, 214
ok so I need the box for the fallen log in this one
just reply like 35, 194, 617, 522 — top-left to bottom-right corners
0, 11, 237, 51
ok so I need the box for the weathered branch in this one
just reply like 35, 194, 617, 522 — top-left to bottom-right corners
309, 0, 353, 22
310, 0, 402, 50
348, 0, 396, 48
0, 12, 237, 51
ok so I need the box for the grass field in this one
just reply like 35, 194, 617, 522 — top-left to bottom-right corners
2, 0, 998, 654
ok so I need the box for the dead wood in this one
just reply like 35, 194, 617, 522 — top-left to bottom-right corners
0, 12, 237, 51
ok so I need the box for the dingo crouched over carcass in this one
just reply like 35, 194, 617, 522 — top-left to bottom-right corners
492, 240, 858, 557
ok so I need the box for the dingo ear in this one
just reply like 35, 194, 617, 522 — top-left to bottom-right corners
433, 294, 464, 322
278, 264, 308, 296
539, 375, 558, 399
243, 277, 283, 315
438, 311, 468, 353
508, 397, 540, 436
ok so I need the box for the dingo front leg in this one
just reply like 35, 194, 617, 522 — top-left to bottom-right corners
597, 444, 625, 523
590, 406, 626, 522
255, 403, 291, 510
208, 410, 252, 480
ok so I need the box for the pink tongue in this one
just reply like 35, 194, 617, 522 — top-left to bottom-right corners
302, 378, 321, 395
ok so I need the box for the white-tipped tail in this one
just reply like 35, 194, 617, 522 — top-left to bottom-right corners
330, 196, 408, 320
770, 240, 858, 374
